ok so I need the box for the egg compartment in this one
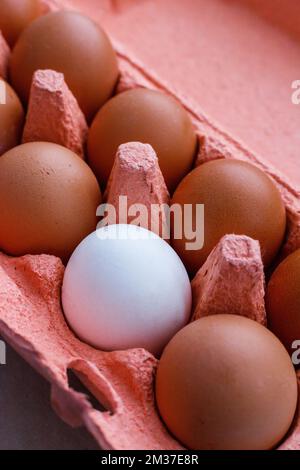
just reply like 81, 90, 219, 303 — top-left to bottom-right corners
0, 0, 300, 451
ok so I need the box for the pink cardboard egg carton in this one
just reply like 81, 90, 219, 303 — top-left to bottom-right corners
0, 0, 300, 450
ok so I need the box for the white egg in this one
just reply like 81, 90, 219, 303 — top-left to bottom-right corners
62, 224, 192, 356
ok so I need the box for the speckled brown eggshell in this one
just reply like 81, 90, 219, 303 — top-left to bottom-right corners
9, 11, 119, 121
156, 314, 298, 450
0, 142, 102, 261
0, 79, 24, 156
0, 0, 41, 47
171, 159, 286, 275
266, 249, 300, 355
87, 88, 197, 192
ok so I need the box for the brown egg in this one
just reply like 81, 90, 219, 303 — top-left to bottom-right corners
87, 88, 197, 192
0, 0, 40, 47
266, 249, 300, 355
9, 11, 119, 121
0, 79, 24, 155
171, 159, 286, 275
0, 142, 101, 260
156, 314, 298, 450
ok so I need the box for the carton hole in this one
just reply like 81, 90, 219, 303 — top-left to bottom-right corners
67, 368, 112, 414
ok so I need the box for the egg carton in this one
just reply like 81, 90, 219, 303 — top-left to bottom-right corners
0, 1, 300, 451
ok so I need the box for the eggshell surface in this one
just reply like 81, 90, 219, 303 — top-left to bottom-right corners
62, 224, 192, 356
10, 11, 119, 120
0, 142, 101, 260
266, 249, 300, 356
171, 159, 286, 275
0, 0, 40, 47
0, 79, 24, 155
156, 314, 298, 450
87, 88, 197, 192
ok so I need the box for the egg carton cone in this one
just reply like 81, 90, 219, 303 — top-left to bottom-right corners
105, 142, 170, 239
22, 69, 88, 158
0, 0, 299, 450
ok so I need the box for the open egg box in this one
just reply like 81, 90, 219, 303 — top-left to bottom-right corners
0, 0, 300, 450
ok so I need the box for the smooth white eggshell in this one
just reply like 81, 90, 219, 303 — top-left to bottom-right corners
62, 224, 192, 356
